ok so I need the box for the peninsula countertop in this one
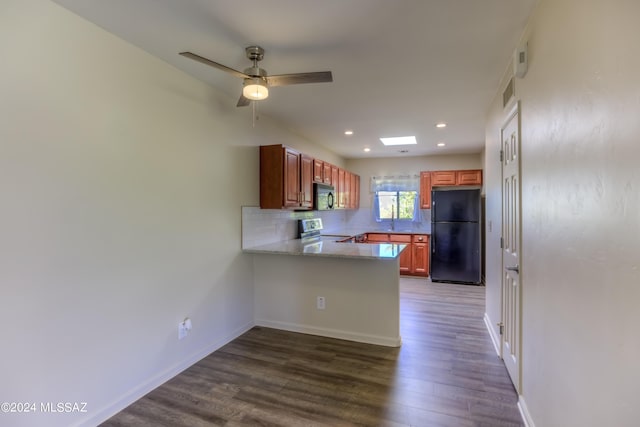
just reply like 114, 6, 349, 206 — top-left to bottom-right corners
243, 237, 407, 260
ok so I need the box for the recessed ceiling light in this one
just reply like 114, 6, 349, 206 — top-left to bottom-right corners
380, 136, 417, 146
363, 147, 371, 152
436, 123, 447, 128
344, 130, 354, 135
437, 142, 446, 147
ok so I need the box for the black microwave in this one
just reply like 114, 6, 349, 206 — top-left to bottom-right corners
313, 183, 335, 210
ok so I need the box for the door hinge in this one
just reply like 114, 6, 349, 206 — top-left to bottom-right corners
500, 150, 504, 162
500, 237, 504, 249
498, 323, 504, 335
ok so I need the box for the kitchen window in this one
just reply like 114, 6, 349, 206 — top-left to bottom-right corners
371, 174, 421, 223
376, 191, 418, 220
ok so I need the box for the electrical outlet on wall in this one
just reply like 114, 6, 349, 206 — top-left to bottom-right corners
317, 296, 325, 310
178, 317, 192, 340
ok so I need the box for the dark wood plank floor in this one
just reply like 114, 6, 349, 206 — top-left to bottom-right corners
102, 278, 522, 426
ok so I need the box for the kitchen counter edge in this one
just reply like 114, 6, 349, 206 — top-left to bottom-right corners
243, 239, 408, 260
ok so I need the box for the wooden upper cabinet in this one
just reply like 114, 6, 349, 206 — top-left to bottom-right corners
283, 147, 302, 208
322, 162, 332, 185
343, 170, 352, 209
456, 169, 482, 185
337, 168, 346, 209
431, 169, 483, 187
420, 172, 431, 209
419, 169, 482, 213
260, 144, 312, 210
331, 165, 339, 190
354, 174, 360, 209
431, 170, 457, 186
300, 154, 314, 209
259, 144, 360, 210
313, 159, 324, 183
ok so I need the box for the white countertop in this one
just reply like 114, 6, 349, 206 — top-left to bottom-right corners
243, 238, 408, 260
322, 228, 430, 237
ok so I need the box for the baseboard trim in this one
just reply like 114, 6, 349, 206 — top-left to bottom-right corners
255, 319, 402, 347
77, 321, 254, 427
518, 395, 535, 427
484, 312, 501, 356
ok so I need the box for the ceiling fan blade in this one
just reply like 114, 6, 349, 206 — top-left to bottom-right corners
266, 71, 333, 87
179, 52, 249, 79
236, 94, 250, 107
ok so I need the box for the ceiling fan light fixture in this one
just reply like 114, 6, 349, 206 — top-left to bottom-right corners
243, 78, 269, 100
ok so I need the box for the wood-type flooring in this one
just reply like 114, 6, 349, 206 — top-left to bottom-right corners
102, 278, 522, 426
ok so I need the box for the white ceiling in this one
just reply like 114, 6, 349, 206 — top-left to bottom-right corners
52, 0, 536, 159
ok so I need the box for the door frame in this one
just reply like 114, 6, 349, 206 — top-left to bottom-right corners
500, 99, 523, 393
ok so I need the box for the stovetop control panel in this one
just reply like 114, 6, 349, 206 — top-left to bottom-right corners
298, 218, 323, 240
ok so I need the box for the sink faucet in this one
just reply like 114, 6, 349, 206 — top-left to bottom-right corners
391, 205, 395, 231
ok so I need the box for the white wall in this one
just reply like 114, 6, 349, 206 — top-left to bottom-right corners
0, 1, 339, 426
254, 254, 400, 347
484, 1, 640, 426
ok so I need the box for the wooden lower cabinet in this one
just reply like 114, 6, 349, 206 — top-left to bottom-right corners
389, 234, 412, 274
366, 233, 391, 242
412, 235, 430, 276
364, 233, 429, 277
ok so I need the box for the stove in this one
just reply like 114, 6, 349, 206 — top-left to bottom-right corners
298, 218, 324, 242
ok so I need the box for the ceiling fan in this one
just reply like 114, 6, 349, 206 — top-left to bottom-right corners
179, 46, 333, 107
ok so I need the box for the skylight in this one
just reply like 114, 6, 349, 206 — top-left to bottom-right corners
379, 136, 417, 146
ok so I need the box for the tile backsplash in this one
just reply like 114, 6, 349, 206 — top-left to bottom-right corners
241, 206, 431, 248
241, 207, 342, 248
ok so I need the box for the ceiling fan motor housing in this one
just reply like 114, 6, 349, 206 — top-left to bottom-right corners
243, 66, 267, 79
245, 46, 265, 62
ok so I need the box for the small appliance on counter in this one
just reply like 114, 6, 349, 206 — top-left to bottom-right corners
313, 183, 334, 210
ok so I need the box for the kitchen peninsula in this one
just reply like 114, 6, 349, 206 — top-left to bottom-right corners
244, 237, 405, 347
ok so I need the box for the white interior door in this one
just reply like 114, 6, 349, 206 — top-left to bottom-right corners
501, 102, 522, 392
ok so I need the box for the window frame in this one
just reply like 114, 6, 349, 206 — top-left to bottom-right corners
374, 190, 418, 222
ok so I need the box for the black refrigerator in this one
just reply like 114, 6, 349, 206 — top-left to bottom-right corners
431, 189, 481, 284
